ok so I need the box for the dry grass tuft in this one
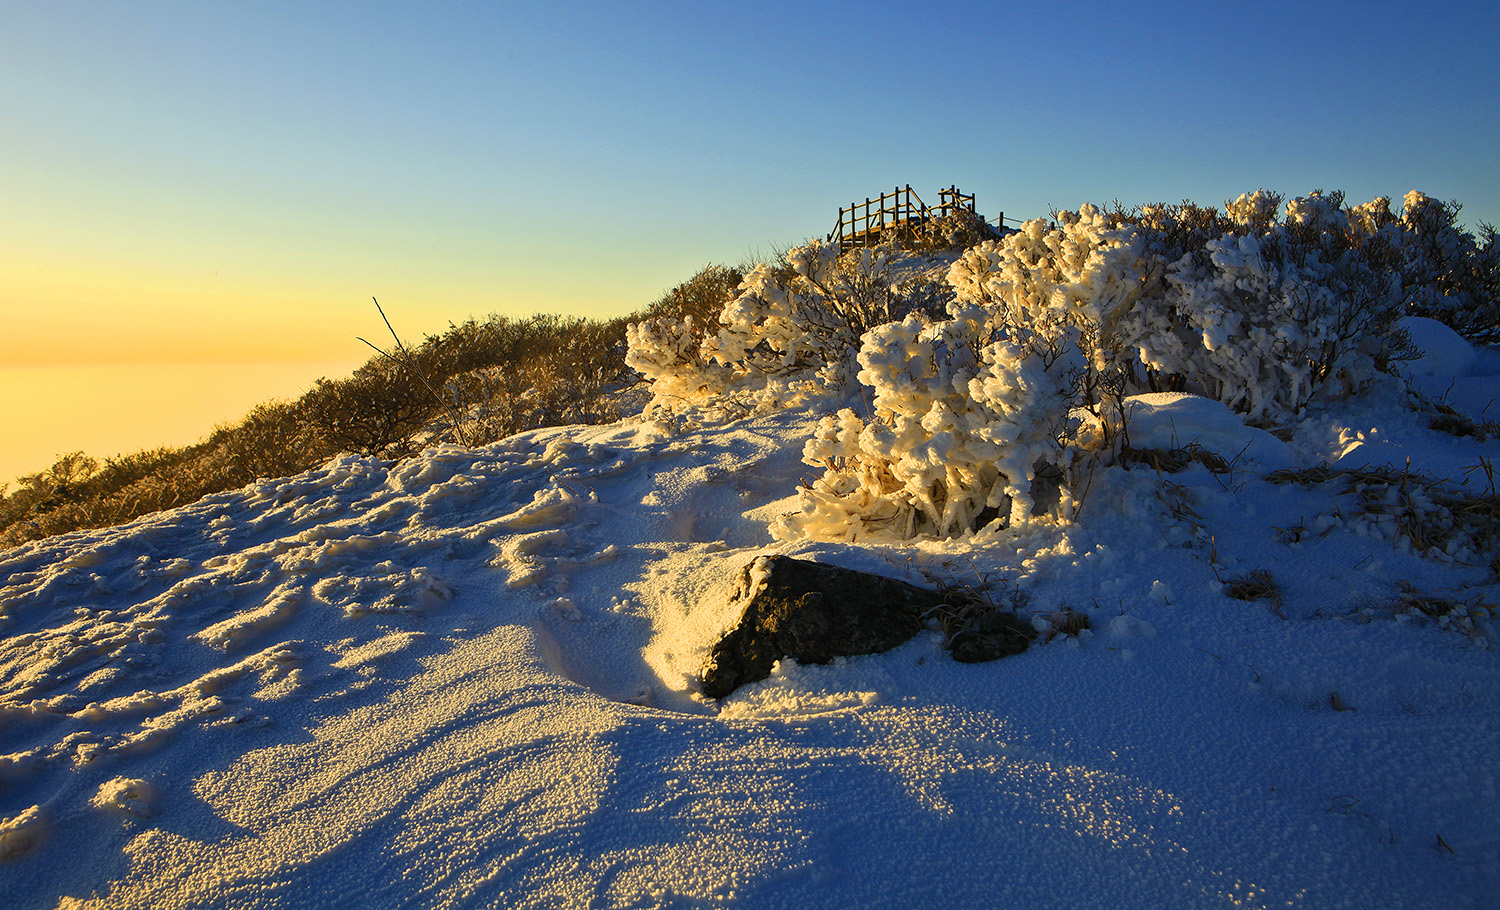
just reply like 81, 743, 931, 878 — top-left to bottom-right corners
1269, 462, 1500, 574
1153, 480, 1206, 540
1428, 407, 1500, 441
1120, 444, 1230, 475
1265, 465, 1344, 485
1389, 582, 1495, 642
919, 565, 1028, 647
1224, 569, 1285, 617
1039, 606, 1092, 642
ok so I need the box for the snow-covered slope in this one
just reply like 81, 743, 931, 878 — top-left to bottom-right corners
2, 333, 1498, 908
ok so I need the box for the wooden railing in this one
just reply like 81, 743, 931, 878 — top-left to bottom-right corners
828, 184, 995, 247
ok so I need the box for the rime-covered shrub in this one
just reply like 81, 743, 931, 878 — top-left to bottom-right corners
624, 316, 731, 406
776, 207, 1148, 541
775, 310, 1021, 541
948, 205, 1152, 370
626, 241, 952, 416
778, 191, 1446, 542
1395, 191, 1500, 341
1119, 191, 1405, 421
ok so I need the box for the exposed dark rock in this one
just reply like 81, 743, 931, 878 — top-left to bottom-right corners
948, 609, 1037, 663
700, 555, 1035, 698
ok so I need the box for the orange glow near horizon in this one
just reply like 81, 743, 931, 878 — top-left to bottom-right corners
0, 360, 364, 486
0, 245, 659, 485
3, 253, 451, 366
1, 242, 654, 367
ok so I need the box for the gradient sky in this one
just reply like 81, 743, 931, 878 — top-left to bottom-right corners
2, 1, 1498, 474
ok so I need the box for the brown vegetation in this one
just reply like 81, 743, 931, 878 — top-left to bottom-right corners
0, 266, 747, 549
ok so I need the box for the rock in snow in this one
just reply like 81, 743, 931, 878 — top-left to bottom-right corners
701, 555, 1032, 697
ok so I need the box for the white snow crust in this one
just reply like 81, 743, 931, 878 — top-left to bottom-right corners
1399, 317, 1478, 378
1123, 392, 1295, 470
1, 322, 1498, 909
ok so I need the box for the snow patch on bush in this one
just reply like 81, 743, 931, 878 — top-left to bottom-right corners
1122, 393, 1294, 470
1397, 316, 1477, 378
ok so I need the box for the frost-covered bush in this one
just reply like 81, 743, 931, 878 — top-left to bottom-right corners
947, 207, 1150, 360
1120, 191, 1405, 421
776, 207, 1148, 541
627, 241, 951, 415
624, 315, 730, 406
778, 191, 1449, 542
1394, 191, 1500, 341
775, 310, 1085, 542
775, 311, 1018, 541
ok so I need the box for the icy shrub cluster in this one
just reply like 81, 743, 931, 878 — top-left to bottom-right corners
619, 188, 1496, 542
775, 191, 1485, 542
626, 241, 949, 415
1386, 191, 1499, 342
1120, 190, 1407, 421
775, 208, 1144, 541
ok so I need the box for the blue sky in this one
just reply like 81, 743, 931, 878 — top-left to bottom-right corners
2, 0, 1497, 365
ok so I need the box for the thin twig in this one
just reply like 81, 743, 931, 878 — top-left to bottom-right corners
359, 297, 473, 447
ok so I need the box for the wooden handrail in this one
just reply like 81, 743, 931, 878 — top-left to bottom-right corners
828, 184, 982, 247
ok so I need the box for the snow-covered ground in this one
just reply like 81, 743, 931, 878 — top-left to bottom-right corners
2, 328, 1498, 909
